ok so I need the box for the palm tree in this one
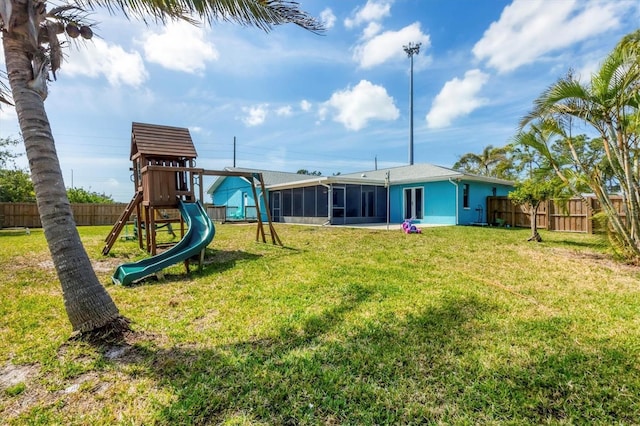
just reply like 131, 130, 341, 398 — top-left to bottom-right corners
520, 30, 640, 258
0, 1, 323, 337
453, 144, 511, 178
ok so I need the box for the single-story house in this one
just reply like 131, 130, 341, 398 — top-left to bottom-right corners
206, 164, 514, 226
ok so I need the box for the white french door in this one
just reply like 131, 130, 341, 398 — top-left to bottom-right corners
403, 187, 423, 220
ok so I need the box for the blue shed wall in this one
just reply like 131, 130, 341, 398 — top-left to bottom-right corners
211, 177, 268, 220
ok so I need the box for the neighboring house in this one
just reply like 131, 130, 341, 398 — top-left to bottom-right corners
206, 164, 514, 226
206, 168, 311, 220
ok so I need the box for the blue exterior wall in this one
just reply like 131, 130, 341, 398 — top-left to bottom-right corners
390, 180, 513, 225
389, 181, 457, 225
210, 176, 268, 220
423, 181, 457, 224
212, 175, 513, 225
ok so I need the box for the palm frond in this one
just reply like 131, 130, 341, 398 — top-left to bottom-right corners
73, 0, 325, 33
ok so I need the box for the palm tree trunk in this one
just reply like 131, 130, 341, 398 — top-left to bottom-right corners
528, 203, 542, 242
3, 23, 125, 334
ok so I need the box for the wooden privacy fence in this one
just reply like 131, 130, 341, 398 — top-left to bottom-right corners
0, 202, 129, 228
1, 202, 224, 228
487, 196, 625, 234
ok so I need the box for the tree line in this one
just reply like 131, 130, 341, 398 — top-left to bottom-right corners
1, 136, 114, 203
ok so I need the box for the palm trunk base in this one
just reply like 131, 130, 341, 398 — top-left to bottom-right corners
70, 315, 132, 344
528, 232, 542, 242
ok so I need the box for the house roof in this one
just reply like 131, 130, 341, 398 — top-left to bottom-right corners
206, 164, 514, 194
130, 122, 197, 160
339, 164, 514, 186
205, 167, 312, 194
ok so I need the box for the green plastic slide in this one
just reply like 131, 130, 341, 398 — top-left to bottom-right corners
112, 200, 215, 286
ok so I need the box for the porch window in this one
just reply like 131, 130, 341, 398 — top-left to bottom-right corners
361, 187, 375, 217
282, 189, 292, 216
293, 188, 303, 216
332, 186, 345, 218
304, 187, 316, 216
317, 187, 328, 217
346, 185, 360, 217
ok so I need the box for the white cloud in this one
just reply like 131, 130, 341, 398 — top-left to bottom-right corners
242, 104, 269, 127
63, 38, 148, 87
575, 59, 602, 84
265, 145, 288, 170
362, 22, 383, 39
320, 8, 337, 29
140, 21, 218, 74
473, 0, 626, 73
276, 106, 293, 116
345, 0, 393, 29
104, 178, 120, 188
426, 69, 489, 129
353, 22, 430, 69
322, 80, 399, 131
300, 100, 312, 112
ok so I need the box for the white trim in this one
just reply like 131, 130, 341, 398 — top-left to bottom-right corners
448, 178, 459, 225
403, 186, 424, 220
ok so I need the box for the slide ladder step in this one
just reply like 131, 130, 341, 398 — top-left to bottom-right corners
102, 191, 143, 255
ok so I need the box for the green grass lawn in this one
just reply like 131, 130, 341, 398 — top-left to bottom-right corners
1, 224, 640, 424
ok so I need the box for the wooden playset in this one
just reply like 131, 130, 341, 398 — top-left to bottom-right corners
103, 122, 281, 257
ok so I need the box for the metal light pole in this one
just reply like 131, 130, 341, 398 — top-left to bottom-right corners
403, 42, 421, 165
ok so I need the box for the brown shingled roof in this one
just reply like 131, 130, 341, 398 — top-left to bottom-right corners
130, 122, 197, 160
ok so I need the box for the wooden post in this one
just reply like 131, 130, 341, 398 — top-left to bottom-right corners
144, 206, 150, 253
257, 173, 282, 246
546, 199, 552, 231
587, 197, 593, 234
149, 206, 157, 255
250, 174, 267, 243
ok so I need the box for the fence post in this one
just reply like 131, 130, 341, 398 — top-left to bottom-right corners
546, 199, 551, 231
587, 197, 593, 234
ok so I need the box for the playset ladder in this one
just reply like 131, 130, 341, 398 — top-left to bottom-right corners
102, 191, 143, 255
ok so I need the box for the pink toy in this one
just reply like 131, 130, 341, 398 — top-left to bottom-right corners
402, 219, 422, 234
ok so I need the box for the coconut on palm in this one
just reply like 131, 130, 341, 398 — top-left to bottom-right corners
65, 23, 80, 38
80, 26, 93, 39
52, 21, 65, 34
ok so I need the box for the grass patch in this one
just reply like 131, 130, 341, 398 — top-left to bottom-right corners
1, 224, 640, 423
4, 383, 26, 397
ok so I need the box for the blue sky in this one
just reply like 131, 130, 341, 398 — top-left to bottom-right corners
1, 0, 639, 202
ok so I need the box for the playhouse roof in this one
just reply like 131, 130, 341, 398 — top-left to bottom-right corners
130, 122, 197, 160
